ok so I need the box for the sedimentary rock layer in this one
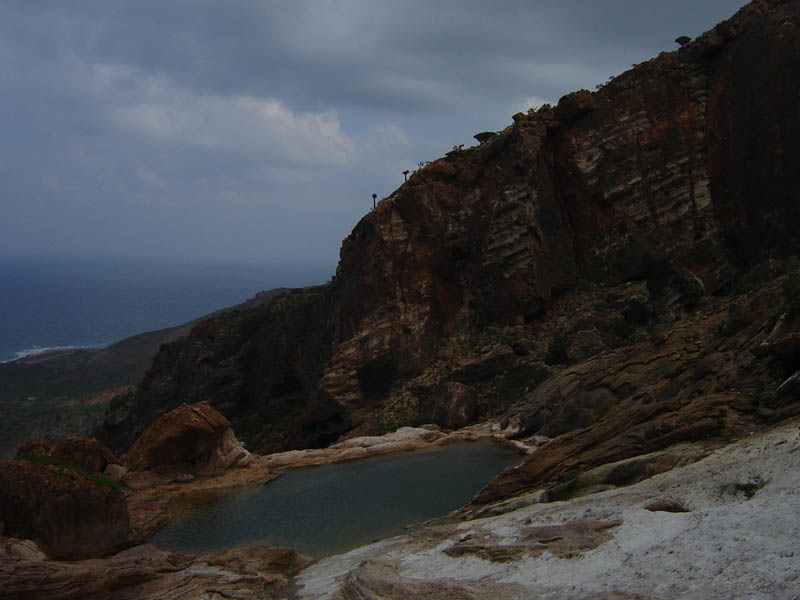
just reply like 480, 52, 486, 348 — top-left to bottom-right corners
97, 0, 800, 462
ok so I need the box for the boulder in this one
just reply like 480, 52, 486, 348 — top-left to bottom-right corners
0, 536, 47, 561
14, 440, 54, 458
103, 463, 128, 481
125, 402, 251, 476
0, 458, 131, 559
16, 436, 118, 475
52, 435, 118, 474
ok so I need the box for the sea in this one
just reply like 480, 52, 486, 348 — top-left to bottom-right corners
0, 255, 333, 364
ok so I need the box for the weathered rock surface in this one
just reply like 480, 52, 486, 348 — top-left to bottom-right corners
443, 518, 622, 562
7, 2, 800, 597
125, 401, 251, 477
0, 541, 311, 600
755, 296, 800, 363
0, 458, 131, 559
335, 559, 525, 600
97, 0, 800, 461
53, 435, 119, 474
294, 418, 800, 599
15, 435, 118, 475
465, 273, 800, 506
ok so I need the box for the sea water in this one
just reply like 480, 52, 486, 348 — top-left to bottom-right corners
0, 255, 331, 363
151, 440, 518, 558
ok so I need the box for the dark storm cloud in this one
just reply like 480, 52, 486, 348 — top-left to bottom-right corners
3, 1, 745, 110
0, 0, 747, 267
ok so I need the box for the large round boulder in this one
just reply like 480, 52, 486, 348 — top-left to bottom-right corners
125, 402, 251, 476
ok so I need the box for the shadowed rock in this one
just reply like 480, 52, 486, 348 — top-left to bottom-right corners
0, 458, 131, 559
125, 401, 251, 478
0, 542, 312, 600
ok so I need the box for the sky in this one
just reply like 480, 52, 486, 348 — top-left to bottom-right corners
0, 0, 748, 273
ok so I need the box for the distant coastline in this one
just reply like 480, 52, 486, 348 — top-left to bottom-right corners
0, 255, 333, 363
2, 345, 107, 365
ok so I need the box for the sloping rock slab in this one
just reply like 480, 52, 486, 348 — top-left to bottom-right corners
336, 560, 524, 600
0, 542, 312, 600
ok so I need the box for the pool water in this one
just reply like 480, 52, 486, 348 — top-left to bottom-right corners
151, 440, 518, 558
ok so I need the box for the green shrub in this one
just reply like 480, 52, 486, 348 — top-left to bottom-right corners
558, 469, 579, 484
765, 307, 784, 333
356, 354, 397, 398
733, 479, 766, 499
544, 329, 569, 365
19, 453, 124, 492
717, 308, 754, 338
486, 364, 551, 413
782, 274, 800, 300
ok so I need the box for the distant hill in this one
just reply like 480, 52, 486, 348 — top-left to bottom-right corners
0, 287, 297, 456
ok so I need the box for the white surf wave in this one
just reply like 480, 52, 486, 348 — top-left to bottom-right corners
1, 344, 107, 364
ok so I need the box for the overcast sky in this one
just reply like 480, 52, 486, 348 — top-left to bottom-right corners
0, 0, 747, 273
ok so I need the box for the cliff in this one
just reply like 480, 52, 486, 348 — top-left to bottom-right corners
0, 286, 294, 458
98, 0, 800, 501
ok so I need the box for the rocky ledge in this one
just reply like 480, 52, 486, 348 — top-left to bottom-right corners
3, 405, 799, 598
0, 541, 311, 600
294, 417, 800, 600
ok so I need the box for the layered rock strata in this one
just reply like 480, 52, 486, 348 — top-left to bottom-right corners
0, 542, 311, 600
97, 0, 800, 462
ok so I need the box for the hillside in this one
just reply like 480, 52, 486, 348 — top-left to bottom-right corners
97, 0, 800, 509
0, 287, 295, 457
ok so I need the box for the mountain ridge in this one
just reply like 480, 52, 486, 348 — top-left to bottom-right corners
97, 0, 800, 505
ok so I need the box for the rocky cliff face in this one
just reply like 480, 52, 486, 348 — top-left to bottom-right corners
98, 0, 800, 471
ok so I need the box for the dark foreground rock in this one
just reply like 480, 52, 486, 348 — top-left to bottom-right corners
15, 435, 119, 476
0, 458, 131, 560
0, 541, 312, 600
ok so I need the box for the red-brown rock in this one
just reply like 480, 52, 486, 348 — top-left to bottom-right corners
125, 402, 250, 476
97, 0, 800, 459
52, 435, 118, 475
0, 458, 131, 559
15, 440, 54, 459
0, 542, 312, 599
555, 89, 597, 122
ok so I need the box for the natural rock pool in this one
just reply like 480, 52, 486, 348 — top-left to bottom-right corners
151, 440, 519, 558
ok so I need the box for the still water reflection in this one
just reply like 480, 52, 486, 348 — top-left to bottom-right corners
151, 440, 518, 558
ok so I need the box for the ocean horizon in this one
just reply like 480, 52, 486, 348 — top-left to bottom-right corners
0, 255, 333, 363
